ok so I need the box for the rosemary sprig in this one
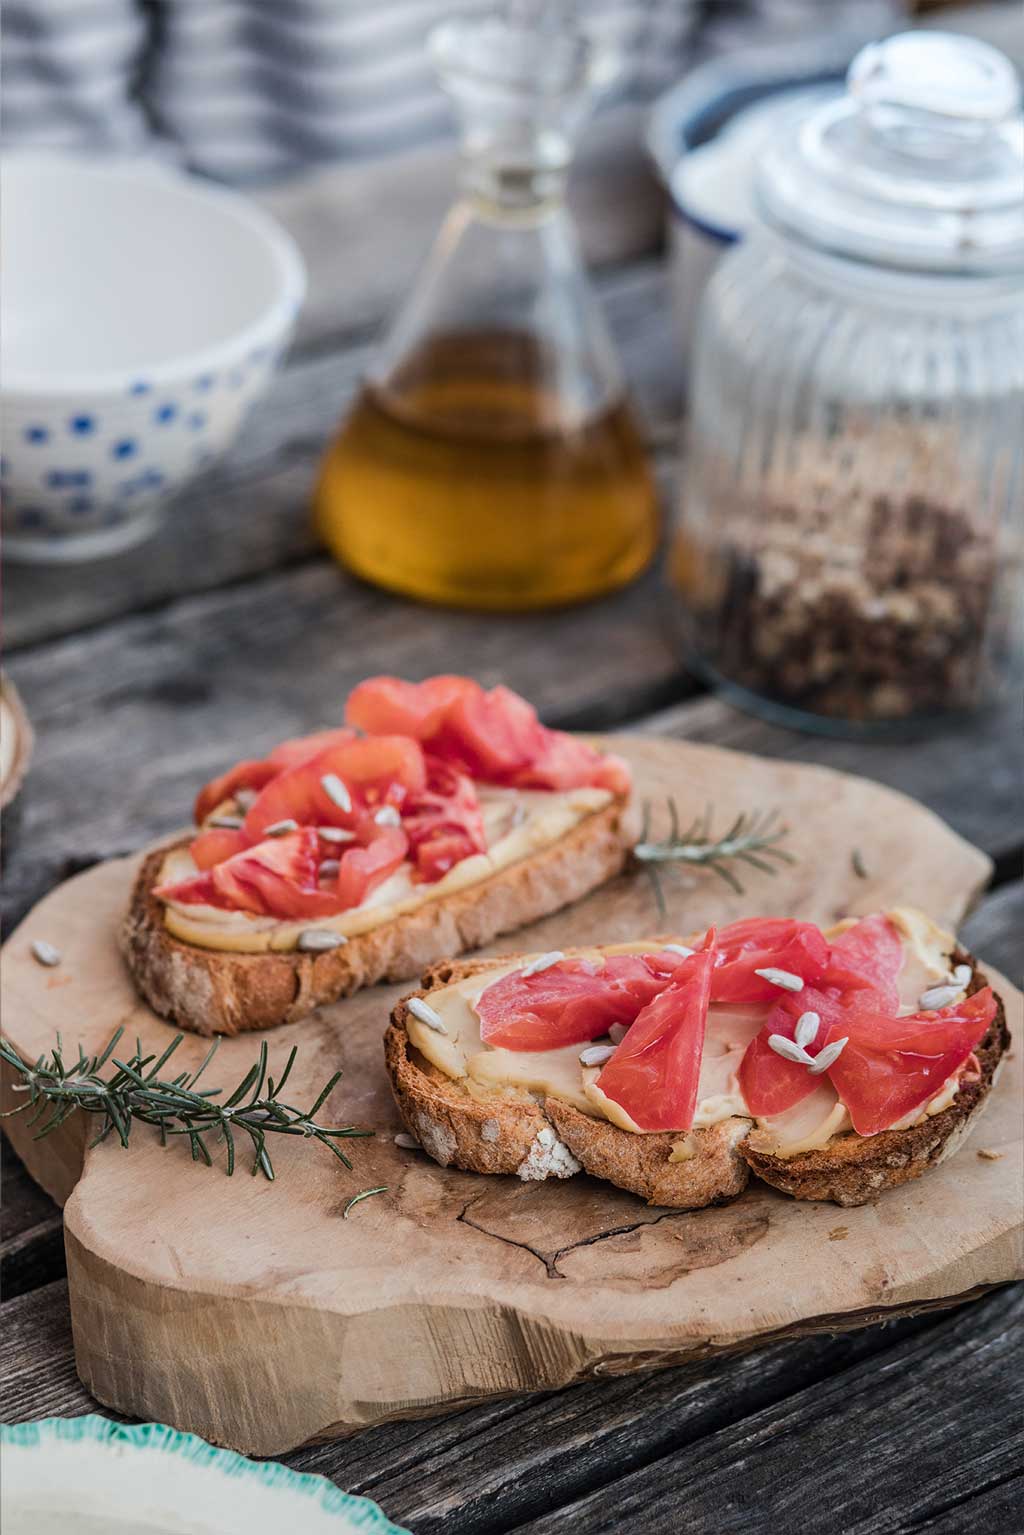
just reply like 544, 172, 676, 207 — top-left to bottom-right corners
632, 799, 795, 917
0, 1027, 371, 1181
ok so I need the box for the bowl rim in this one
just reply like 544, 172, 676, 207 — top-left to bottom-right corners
0, 1415, 408, 1532
1, 154, 307, 399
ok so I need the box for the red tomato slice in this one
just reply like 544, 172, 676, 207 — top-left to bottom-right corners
244, 736, 426, 841
401, 757, 487, 883
345, 676, 472, 739
157, 829, 348, 919
824, 914, 904, 1008
190, 827, 248, 870
334, 826, 408, 909
477, 951, 684, 1052
433, 684, 545, 779
594, 938, 718, 1133
828, 987, 996, 1135
193, 759, 278, 826
738, 916, 908, 1117
267, 727, 356, 769
711, 918, 830, 1003
738, 985, 848, 1117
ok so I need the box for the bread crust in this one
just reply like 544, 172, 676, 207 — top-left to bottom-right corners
121, 799, 633, 1036
385, 946, 1009, 1209
741, 948, 1010, 1206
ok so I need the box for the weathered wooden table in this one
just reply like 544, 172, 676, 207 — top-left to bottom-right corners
2, 203, 1021, 1532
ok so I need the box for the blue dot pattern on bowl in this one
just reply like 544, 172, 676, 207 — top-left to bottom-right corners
4, 336, 289, 543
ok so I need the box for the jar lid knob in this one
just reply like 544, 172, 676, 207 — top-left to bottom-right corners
848, 31, 1021, 140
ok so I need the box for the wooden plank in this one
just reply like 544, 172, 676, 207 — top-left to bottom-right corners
637, 694, 1024, 867
292, 1305, 951, 1533
4, 260, 679, 652
0, 1281, 105, 1425
506, 1285, 1024, 1535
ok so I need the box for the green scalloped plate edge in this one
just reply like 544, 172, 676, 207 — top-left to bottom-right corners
1, 1415, 410, 1533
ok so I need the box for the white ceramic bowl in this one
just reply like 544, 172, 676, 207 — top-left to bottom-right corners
1, 154, 306, 563
1, 1417, 409, 1534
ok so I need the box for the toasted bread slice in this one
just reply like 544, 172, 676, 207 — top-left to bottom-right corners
385, 946, 1008, 1209
385, 953, 751, 1209
742, 946, 1010, 1207
121, 797, 633, 1036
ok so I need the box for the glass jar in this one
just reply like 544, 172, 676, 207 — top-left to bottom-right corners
315, 7, 657, 610
673, 32, 1024, 731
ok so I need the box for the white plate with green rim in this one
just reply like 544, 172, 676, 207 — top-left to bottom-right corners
1, 1416, 409, 1534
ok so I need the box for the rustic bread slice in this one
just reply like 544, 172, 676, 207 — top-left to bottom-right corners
121, 797, 633, 1036
385, 953, 752, 1209
742, 947, 1010, 1207
385, 946, 1009, 1210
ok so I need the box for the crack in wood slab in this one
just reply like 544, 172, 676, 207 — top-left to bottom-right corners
457, 1196, 688, 1280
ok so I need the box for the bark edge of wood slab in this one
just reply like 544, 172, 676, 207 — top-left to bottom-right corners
3, 735, 1019, 1456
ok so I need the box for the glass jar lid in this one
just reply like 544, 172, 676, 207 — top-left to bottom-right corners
756, 31, 1024, 273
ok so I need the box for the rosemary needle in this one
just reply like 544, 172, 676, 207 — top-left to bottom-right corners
0, 1028, 371, 1183
342, 1186, 389, 1219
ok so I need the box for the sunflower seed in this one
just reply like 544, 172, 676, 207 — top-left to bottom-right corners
767, 1034, 814, 1065
264, 818, 299, 837
319, 859, 341, 880
795, 1011, 821, 1048
808, 1036, 848, 1074
950, 964, 972, 989
296, 929, 347, 953
208, 814, 244, 829
234, 788, 258, 812
408, 997, 448, 1034
31, 940, 62, 968
521, 950, 565, 977
755, 967, 805, 992
662, 943, 695, 960
919, 983, 960, 1011
318, 826, 356, 844
394, 1132, 420, 1150
579, 1044, 616, 1067
977, 1148, 1003, 1161
608, 1024, 628, 1045
321, 773, 352, 813
374, 805, 401, 827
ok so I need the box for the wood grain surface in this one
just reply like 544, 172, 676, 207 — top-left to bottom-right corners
3, 735, 1018, 1457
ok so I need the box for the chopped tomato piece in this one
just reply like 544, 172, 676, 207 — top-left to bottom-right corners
828, 987, 995, 1135
193, 759, 278, 826
401, 758, 487, 883
334, 826, 408, 909
346, 675, 473, 739
157, 830, 348, 919
477, 951, 683, 1052
190, 827, 247, 870
594, 937, 718, 1132
711, 918, 830, 1003
267, 727, 356, 768
347, 674, 631, 795
243, 736, 426, 841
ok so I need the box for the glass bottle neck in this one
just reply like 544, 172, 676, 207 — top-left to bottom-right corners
459, 153, 569, 217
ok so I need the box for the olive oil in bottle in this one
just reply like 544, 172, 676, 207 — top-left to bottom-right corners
313, 8, 658, 610
315, 332, 656, 609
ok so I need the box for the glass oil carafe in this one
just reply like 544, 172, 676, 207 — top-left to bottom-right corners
314, 7, 657, 610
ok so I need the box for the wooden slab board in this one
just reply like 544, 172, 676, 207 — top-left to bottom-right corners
2, 737, 1021, 1456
